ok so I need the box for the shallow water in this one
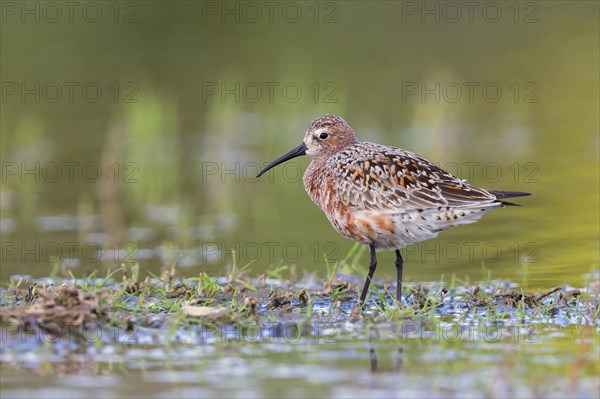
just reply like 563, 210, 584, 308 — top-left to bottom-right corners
1, 2, 599, 397
1, 275, 598, 398
2, 331, 598, 399
1, 2, 598, 290
1, 302, 598, 398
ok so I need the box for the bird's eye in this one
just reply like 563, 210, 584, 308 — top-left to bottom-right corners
319, 132, 329, 140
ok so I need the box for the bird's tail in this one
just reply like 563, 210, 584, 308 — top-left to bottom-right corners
487, 190, 531, 206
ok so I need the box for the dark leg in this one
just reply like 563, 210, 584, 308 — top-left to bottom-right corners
358, 244, 377, 306
395, 249, 403, 303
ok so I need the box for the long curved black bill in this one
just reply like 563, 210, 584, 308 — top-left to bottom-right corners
256, 142, 307, 178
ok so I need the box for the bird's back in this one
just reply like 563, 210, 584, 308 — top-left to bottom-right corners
303, 142, 522, 249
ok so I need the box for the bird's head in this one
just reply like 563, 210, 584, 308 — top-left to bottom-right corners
256, 114, 357, 178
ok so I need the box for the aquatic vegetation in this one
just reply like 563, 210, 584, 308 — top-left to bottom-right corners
1, 264, 598, 398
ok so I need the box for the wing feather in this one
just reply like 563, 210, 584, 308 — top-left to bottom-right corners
328, 143, 497, 212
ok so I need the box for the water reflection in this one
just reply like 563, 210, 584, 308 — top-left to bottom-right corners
0, 3, 598, 290
368, 339, 403, 373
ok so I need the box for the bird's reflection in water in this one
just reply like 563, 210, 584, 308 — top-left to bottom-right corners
368, 339, 404, 373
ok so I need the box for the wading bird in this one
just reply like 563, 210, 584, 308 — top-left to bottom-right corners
257, 115, 530, 306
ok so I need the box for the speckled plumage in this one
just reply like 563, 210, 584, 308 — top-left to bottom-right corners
257, 114, 530, 305
304, 140, 507, 251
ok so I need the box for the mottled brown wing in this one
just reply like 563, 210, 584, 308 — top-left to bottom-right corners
330, 143, 497, 212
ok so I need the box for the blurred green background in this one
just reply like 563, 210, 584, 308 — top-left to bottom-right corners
1, 1, 598, 288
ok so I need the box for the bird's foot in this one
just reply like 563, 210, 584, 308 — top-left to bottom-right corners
350, 302, 364, 321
